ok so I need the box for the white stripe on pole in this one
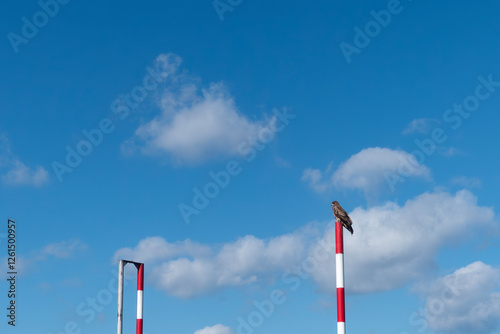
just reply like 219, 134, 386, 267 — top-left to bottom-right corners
336, 253, 344, 288
136, 290, 143, 319
338, 322, 345, 334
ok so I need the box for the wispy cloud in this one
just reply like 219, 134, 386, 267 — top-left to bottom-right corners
194, 324, 235, 334
301, 168, 328, 193
10, 239, 87, 273
40, 239, 87, 259
439, 146, 463, 157
0, 133, 49, 187
402, 118, 440, 135
302, 147, 430, 195
451, 176, 482, 188
122, 54, 273, 164
2, 160, 49, 186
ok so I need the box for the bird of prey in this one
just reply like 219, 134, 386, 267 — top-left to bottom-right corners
331, 201, 354, 234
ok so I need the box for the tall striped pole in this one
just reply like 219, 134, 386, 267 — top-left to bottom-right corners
136, 263, 144, 334
335, 221, 346, 334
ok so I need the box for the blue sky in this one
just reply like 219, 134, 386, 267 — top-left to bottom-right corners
1, 0, 500, 333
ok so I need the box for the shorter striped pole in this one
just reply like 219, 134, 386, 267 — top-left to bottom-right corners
136, 263, 144, 334
335, 221, 346, 334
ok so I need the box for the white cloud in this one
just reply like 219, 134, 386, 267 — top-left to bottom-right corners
41, 239, 87, 259
5, 239, 86, 274
2, 159, 49, 186
416, 261, 500, 334
194, 324, 235, 334
439, 146, 463, 157
114, 190, 495, 299
332, 147, 430, 193
275, 156, 291, 168
0, 133, 49, 187
402, 118, 440, 135
113, 237, 212, 264
309, 190, 496, 294
302, 147, 430, 195
151, 233, 308, 298
123, 54, 272, 164
301, 168, 328, 193
451, 176, 482, 188
114, 229, 314, 298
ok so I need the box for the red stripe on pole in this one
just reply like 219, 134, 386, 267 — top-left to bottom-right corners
136, 263, 144, 334
336, 221, 343, 254
337, 287, 345, 322
137, 263, 144, 291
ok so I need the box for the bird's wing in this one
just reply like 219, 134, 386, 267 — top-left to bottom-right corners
333, 204, 353, 225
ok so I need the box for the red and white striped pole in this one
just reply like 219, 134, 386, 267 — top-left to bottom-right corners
136, 263, 144, 334
335, 221, 346, 334
117, 260, 144, 334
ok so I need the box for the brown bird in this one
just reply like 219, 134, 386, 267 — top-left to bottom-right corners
331, 201, 354, 234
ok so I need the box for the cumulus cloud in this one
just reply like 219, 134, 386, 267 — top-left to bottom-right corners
113, 229, 315, 298
194, 324, 235, 334
302, 147, 430, 195
0, 133, 49, 187
123, 54, 273, 164
151, 233, 310, 298
310, 190, 496, 294
416, 261, 500, 334
402, 118, 440, 135
114, 190, 495, 299
332, 147, 430, 192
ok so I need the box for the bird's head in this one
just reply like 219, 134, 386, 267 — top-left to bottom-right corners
332, 201, 338, 206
